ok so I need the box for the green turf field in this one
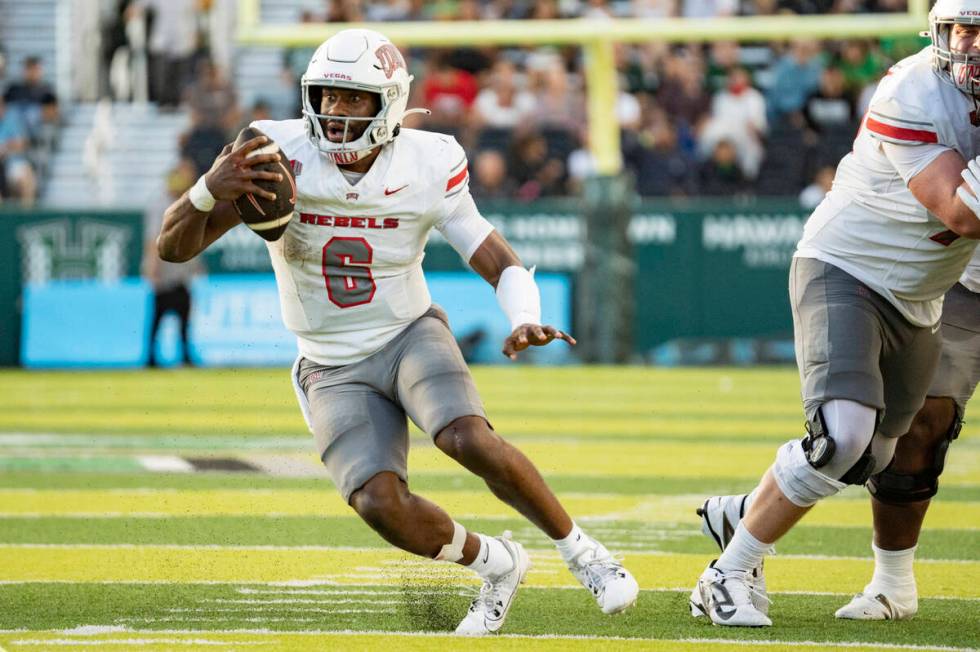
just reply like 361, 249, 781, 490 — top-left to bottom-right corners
0, 367, 976, 652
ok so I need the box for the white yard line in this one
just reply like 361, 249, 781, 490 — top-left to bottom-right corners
0, 629, 975, 651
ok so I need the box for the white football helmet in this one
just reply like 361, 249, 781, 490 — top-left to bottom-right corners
301, 29, 426, 164
928, 0, 980, 98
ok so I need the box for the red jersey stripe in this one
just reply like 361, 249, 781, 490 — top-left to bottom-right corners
446, 164, 468, 192
865, 116, 937, 143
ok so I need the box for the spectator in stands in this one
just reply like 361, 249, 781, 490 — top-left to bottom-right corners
325, 0, 364, 22
699, 66, 767, 179
473, 60, 536, 129
0, 96, 37, 206
836, 40, 888, 96
139, 0, 200, 109
179, 58, 238, 176
632, 0, 677, 17
657, 49, 711, 132
583, 0, 615, 18
742, 0, 779, 15
682, 0, 738, 17
530, 0, 562, 19
27, 92, 59, 186
243, 99, 273, 127
509, 130, 566, 200
799, 164, 835, 209
705, 41, 741, 92
364, 0, 413, 21
626, 118, 696, 197
527, 51, 586, 130
782, 0, 834, 12
471, 149, 517, 199
421, 51, 479, 132
180, 123, 226, 179
766, 39, 825, 122
3, 57, 57, 138
3, 57, 55, 109
803, 66, 855, 133
620, 43, 664, 95
699, 139, 748, 196
142, 157, 203, 367
183, 58, 239, 132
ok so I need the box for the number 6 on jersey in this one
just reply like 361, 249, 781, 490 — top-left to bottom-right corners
323, 236, 376, 308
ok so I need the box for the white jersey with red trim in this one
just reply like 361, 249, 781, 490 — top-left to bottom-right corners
796, 48, 980, 327
251, 120, 473, 365
961, 249, 980, 293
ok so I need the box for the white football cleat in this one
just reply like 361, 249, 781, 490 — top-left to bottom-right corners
691, 565, 766, 617
695, 494, 770, 615
567, 536, 639, 614
698, 494, 749, 550
454, 533, 530, 636
693, 562, 772, 627
835, 587, 918, 620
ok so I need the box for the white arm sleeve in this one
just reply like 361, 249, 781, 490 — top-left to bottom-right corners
434, 191, 495, 262
496, 265, 541, 330
880, 141, 951, 185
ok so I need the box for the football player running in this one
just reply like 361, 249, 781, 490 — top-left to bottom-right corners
156, 29, 638, 635
835, 251, 978, 621
688, 0, 980, 627
693, 253, 978, 623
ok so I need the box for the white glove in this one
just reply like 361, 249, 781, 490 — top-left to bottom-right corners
956, 157, 980, 216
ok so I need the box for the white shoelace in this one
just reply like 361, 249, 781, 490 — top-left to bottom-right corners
573, 548, 625, 592
718, 568, 772, 608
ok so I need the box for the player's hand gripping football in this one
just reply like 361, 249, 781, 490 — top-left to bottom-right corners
502, 324, 576, 360
203, 136, 283, 202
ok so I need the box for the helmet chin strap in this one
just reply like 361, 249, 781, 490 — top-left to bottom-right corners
328, 108, 431, 165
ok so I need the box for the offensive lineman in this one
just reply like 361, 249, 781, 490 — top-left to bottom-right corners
693, 252, 978, 621
156, 29, 638, 635
835, 251, 977, 620
689, 0, 980, 627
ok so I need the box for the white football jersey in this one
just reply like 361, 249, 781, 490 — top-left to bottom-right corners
961, 248, 980, 293
796, 48, 979, 327
251, 120, 482, 365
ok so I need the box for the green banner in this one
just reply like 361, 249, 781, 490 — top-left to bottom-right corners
0, 209, 143, 366
0, 200, 808, 366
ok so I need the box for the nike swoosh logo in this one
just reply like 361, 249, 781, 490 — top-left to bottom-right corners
482, 547, 490, 564
722, 514, 734, 548
384, 184, 408, 196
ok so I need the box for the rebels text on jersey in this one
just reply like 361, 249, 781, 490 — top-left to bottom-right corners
251, 119, 477, 365
796, 48, 979, 327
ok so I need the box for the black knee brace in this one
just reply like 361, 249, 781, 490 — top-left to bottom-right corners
802, 406, 879, 486
868, 403, 964, 504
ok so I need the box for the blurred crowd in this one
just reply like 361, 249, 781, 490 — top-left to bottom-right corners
1, 0, 924, 206
0, 56, 59, 205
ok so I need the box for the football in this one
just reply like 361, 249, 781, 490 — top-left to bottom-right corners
231, 126, 297, 242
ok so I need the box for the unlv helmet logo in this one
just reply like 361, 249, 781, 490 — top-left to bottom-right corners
375, 44, 405, 80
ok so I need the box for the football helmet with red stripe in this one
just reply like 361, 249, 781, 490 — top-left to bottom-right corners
929, 0, 980, 98
301, 29, 428, 164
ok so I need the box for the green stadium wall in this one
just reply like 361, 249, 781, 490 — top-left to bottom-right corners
0, 199, 807, 366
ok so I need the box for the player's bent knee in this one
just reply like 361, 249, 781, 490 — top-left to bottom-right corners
349, 473, 408, 526
809, 399, 880, 482
434, 415, 497, 462
868, 400, 963, 504
773, 399, 881, 506
772, 438, 847, 506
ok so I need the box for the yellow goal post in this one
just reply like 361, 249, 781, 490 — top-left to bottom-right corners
236, 0, 929, 177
